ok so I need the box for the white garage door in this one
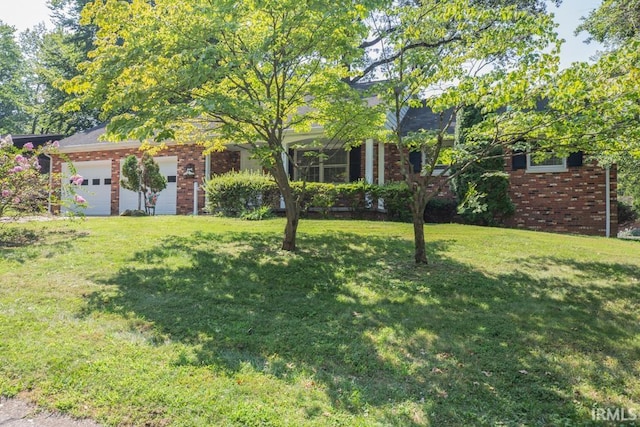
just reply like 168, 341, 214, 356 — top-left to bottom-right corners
62, 160, 112, 216
118, 156, 177, 215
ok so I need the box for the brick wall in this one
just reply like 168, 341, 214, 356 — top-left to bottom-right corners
52, 144, 239, 215
379, 145, 617, 236
504, 154, 618, 236
382, 144, 455, 199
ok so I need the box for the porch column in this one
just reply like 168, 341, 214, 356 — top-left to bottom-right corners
280, 149, 287, 209
365, 139, 374, 184
377, 142, 385, 210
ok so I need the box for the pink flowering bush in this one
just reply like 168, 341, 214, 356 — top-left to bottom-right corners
0, 135, 85, 220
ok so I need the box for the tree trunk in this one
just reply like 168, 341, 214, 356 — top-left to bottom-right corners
271, 150, 300, 252
282, 193, 299, 251
411, 192, 429, 264
412, 210, 428, 264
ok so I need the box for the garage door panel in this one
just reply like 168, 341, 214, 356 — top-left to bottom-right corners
61, 160, 112, 216
118, 156, 177, 215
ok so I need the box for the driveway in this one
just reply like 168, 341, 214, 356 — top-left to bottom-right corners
0, 397, 101, 427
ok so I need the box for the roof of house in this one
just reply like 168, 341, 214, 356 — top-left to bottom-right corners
58, 124, 109, 148
8, 134, 65, 148
400, 104, 456, 136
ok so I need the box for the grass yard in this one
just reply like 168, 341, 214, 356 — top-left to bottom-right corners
0, 217, 639, 426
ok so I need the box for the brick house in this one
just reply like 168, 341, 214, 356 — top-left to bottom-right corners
53, 108, 617, 236
52, 124, 239, 216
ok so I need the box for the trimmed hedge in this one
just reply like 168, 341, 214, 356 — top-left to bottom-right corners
203, 170, 279, 217
203, 171, 457, 223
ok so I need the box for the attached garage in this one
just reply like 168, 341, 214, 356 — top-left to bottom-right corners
118, 156, 178, 215
53, 124, 214, 216
61, 160, 112, 216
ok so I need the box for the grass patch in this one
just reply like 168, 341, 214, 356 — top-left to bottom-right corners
1, 217, 639, 425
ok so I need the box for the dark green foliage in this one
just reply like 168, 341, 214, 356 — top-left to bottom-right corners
120, 153, 167, 214
618, 199, 638, 224
336, 180, 378, 217
203, 171, 280, 217
424, 198, 459, 223
0, 23, 30, 134
204, 171, 459, 222
120, 155, 141, 194
290, 181, 339, 218
452, 105, 514, 226
377, 182, 457, 223
240, 206, 274, 221
140, 153, 167, 195
377, 181, 413, 222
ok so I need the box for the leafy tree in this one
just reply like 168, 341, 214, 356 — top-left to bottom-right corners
120, 154, 142, 210
353, 0, 560, 263
120, 153, 167, 214
577, 0, 640, 46
64, 0, 382, 251
0, 22, 30, 134
452, 105, 514, 226
9, 0, 100, 136
575, 0, 640, 212
0, 136, 85, 219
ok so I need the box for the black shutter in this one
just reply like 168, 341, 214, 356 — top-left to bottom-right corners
409, 151, 422, 173
288, 148, 294, 180
567, 151, 583, 167
512, 151, 527, 170
349, 148, 362, 182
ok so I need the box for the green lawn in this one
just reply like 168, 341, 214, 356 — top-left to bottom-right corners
0, 217, 639, 426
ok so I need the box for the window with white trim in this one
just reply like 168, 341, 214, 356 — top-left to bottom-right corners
526, 153, 567, 173
295, 149, 348, 183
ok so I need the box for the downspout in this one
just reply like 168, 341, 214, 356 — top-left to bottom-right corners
378, 142, 385, 210
365, 139, 374, 207
204, 153, 211, 212
605, 166, 611, 238
44, 152, 53, 215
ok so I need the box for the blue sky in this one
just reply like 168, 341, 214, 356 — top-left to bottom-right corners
0, 0, 603, 69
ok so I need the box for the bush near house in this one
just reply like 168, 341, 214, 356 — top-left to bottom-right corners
618, 198, 638, 225
203, 170, 280, 217
204, 171, 460, 222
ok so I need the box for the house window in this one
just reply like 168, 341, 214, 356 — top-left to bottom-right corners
295, 149, 348, 183
526, 153, 567, 173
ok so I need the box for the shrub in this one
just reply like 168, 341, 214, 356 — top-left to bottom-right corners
424, 198, 458, 223
618, 199, 638, 224
240, 206, 274, 221
289, 181, 338, 217
377, 181, 457, 223
335, 180, 378, 216
378, 181, 413, 222
203, 170, 279, 217
0, 136, 84, 220
452, 161, 514, 226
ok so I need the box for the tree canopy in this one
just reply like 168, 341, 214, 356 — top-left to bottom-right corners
0, 22, 30, 134
64, 0, 384, 250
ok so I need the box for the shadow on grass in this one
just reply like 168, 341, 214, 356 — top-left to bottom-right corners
85, 231, 640, 425
0, 225, 89, 263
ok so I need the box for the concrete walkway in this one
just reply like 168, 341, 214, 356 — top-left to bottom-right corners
0, 397, 101, 427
